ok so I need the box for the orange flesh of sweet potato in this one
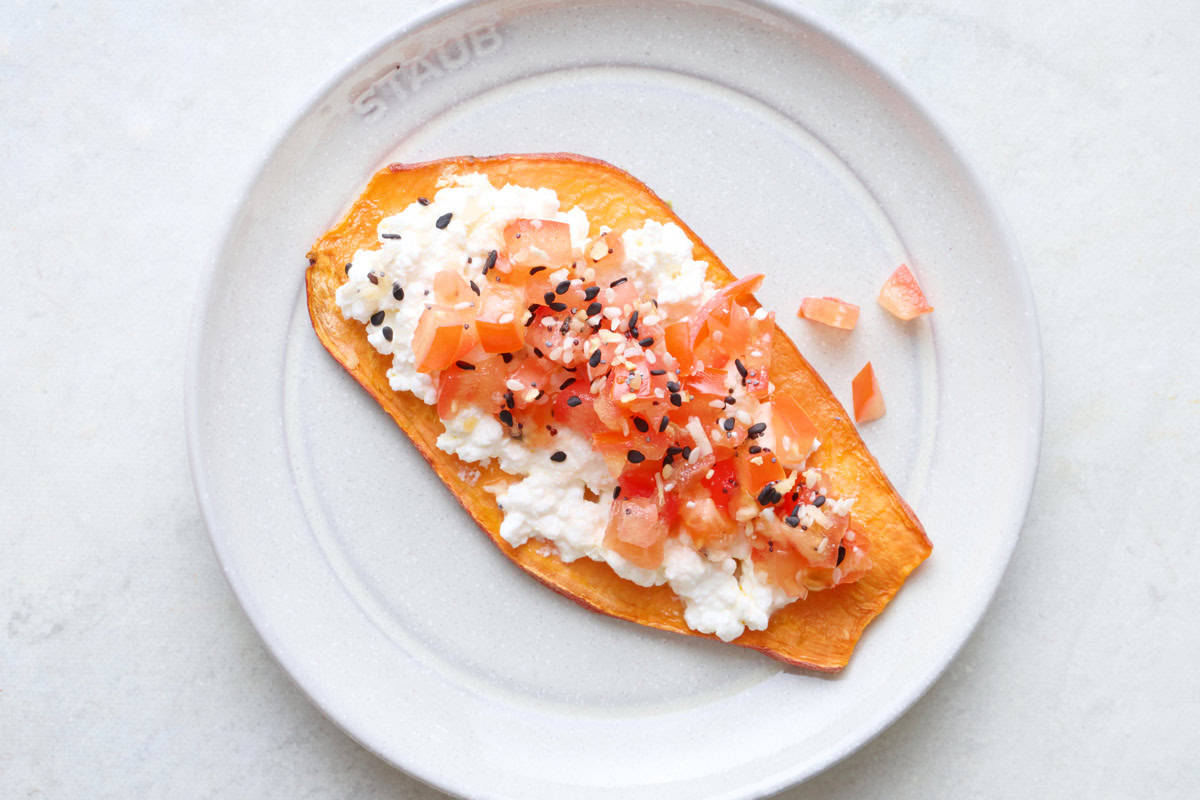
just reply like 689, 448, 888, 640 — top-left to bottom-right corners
305, 154, 931, 672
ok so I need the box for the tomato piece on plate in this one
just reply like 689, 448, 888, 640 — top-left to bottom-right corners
878, 264, 933, 321
851, 361, 886, 423
503, 218, 573, 272
798, 296, 859, 330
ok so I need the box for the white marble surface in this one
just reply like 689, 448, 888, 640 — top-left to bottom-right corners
3, 1, 1197, 797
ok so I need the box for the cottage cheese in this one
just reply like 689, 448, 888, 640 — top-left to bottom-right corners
339, 172, 803, 641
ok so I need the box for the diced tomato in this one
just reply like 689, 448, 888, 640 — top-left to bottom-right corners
413, 308, 470, 373
878, 264, 933, 321
735, 446, 785, 498
677, 493, 735, 550
771, 394, 819, 467
604, 495, 667, 569
504, 219, 573, 271
689, 273, 764, 347
583, 231, 625, 278
798, 296, 859, 330
851, 362, 885, 423
433, 270, 477, 308
701, 457, 739, 516
552, 382, 605, 436
663, 322, 692, 371
475, 284, 526, 353
752, 547, 809, 597
436, 359, 506, 420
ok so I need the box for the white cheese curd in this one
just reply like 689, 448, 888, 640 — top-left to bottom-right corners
620, 219, 716, 306
337, 172, 823, 641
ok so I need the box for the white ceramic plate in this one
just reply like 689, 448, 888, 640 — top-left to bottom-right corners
188, 0, 1041, 797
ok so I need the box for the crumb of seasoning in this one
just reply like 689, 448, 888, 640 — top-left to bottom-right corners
435, 212, 452, 229
550, 451, 567, 463
381, 233, 402, 240
417, 197, 430, 206
567, 395, 582, 407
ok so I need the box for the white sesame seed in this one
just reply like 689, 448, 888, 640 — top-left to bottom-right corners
498, 312, 514, 324
453, 300, 474, 311
753, 308, 768, 320
505, 379, 524, 391
653, 388, 665, 398
708, 399, 726, 409
524, 388, 540, 402
644, 349, 657, 364
735, 409, 752, 425
643, 315, 660, 326
750, 349, 763, 358
750, 456, 763, 465
705, 469, 715, 480
620, 392, 637, 403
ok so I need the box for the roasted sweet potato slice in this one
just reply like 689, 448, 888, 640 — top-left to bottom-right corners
306, 154, 930, 671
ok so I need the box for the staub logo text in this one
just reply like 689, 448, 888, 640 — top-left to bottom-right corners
353, 24, 503, 121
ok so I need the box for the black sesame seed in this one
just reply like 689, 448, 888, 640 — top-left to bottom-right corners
555, 280, 571, 295
589, 349, 602, 368
659, 416, 669, 433
381, 326, 393, 341
435, 212, 452, 229
626, 449, 645, 464
613, 486, 621, 499
837, 545, 847, 566
550, 451, 567, 463
791, 504, 802, 517
455, 360, 475, 371
650, 368, 667, 376
723, 417, 735, 431
380, 233, 402, 240
367, 271, 380, 285
724, 396, 736, 405
504, 391, 515, 409
748, 445, 762, 454
483, 249, 497, 273
529, 266, 547, 275
392, 282, 404, 301
784, 516, 800, 528
734, 359, 749, 379
756, 485, 776, 506
559, 377, 577, 390
543, 291, 556, 304
609, 277, 628, 287
666, 446, 683, 456
344, 262, 352, 275
583, 286, 600, 301
814, 495, 826, 507
628, 310, 638, 330
370, 310, 385, 326
586, 301, 602, 317
633, 417, 649, 433
669, 393, 682, 407
499, 409, 514, 426
468, 280, 480, 296
501, 352, 514, 364
666, 381, 681, 393
681, 446, 692, 460
417, 197, 430, 206
747, 422, 767, 438
638, 337, 654, 348
533, 347, 545, 359
566, 395, 582, 407
549, 301, 568, 312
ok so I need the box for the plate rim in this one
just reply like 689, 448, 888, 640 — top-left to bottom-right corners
185, 0, 1044, 796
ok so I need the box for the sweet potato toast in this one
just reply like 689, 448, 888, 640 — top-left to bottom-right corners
306, 154, 930, 671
